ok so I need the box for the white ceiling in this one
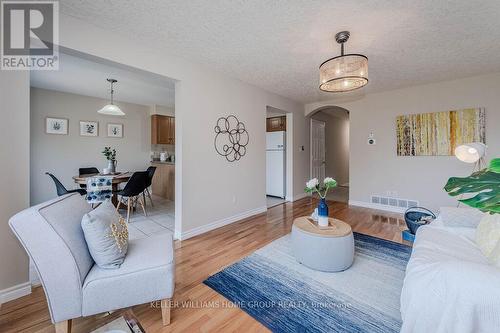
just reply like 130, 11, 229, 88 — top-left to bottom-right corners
60, 1, 500, 104
31, 52, 176, 107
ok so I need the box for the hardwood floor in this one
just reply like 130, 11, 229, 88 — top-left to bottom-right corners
0, 198, 408, 333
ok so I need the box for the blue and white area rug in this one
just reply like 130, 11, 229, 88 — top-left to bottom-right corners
204, 232, 412, 333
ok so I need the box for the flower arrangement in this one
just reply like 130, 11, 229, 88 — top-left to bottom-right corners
305, 177, 338, 198
305, 177, 338, 227
102, 147, 117, 161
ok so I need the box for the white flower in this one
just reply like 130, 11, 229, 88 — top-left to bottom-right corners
323, 177, 337, 188
306, 178, 319, 189
324, 177, 335, 184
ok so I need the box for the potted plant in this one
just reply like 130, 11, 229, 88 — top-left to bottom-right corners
102, 147, 117, 174
305, 177, 338, 227
444, 158, 500, 261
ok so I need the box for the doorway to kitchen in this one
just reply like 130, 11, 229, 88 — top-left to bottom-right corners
265, 106, 292, 208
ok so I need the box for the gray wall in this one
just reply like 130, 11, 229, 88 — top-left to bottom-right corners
0, 72, 30, 295
311, 110, 350, 186
31, 88, 152, 205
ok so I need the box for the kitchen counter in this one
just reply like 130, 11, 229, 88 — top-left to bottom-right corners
151, 160, 175, 165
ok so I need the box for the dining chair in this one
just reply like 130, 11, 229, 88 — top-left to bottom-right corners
78, 167, 100, 189
46, 173, 86, 197
115, 171, 149, 223
143, 166, 157, 207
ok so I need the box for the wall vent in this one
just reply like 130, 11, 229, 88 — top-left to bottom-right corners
370, 195, 419, 210
407, 200, 419, 208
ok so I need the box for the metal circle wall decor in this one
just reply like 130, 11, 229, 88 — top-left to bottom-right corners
214, 115, 249, 162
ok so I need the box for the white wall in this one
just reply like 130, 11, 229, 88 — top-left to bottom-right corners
311, 110, 349, 186
306, 73, 500, 212
0, 71, 30, 298
1, 14, 311, 294
56, 15, 310, 239
30, 88, 152, 204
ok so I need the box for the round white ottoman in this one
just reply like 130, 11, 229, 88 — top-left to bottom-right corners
291, 217, 354, 272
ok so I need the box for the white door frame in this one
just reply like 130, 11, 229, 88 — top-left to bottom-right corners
310, 118, 326, 180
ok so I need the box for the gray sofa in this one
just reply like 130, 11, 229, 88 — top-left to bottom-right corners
9, 193, 175, 333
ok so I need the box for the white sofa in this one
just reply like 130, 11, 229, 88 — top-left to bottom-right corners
401, 209, 500, 333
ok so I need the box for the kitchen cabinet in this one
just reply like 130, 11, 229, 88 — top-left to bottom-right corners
266, 116, 286, 132
151, 162, 175, 200
151, 115, 175, 144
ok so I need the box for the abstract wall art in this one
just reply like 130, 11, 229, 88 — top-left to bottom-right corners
396, 108, 485, 156
214, 115, 249, 162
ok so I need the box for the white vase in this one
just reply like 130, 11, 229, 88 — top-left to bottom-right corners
318, 215, 329, 227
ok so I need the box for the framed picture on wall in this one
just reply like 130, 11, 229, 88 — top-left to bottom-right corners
107, 123, 123, 138
79, 121, 98, 137
46, 117, 68, 135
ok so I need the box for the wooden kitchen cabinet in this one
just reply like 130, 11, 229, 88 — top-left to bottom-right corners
151, 115, 175, 144
151, 162, 175, 200
266, 116, 286, 132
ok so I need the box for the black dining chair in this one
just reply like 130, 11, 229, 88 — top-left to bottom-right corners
115, 171, 149, 223
46, 172, 86, 197
143, 166, 157, 207
78, 167, 100, 189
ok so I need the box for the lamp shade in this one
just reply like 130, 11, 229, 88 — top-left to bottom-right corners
98, 78, 125, 116
454, 142, 487, 163
319, 54, 368, 92
97, 104, 125, 116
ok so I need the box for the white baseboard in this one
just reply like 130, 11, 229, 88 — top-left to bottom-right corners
290, 193, 310, 202
179, 206, 267, 240
0, 281, 31, 304
348, 200, 406, 213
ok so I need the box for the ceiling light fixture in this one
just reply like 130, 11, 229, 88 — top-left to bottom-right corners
98, 78, 125, 116
319, 31, 368, 93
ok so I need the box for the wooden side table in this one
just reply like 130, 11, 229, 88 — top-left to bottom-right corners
291, 216, 354, 272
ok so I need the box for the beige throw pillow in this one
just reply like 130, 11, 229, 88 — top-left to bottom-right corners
475, 213, 500, 266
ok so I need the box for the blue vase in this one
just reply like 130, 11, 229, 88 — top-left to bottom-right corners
317, 198, 329, 227
318, 198, 329, 216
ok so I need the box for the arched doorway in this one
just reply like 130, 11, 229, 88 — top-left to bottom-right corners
308, 106, 350, 203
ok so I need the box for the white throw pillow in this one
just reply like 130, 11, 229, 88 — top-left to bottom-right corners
439, 206, 484, 228
476, 213, 500, 265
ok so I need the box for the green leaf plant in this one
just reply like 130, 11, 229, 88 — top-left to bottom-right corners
444, 158, 500, 214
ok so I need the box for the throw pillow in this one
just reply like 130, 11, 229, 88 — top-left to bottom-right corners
439, 206, 484, 228
81, 200, 128, 269
476, 213, 500, 264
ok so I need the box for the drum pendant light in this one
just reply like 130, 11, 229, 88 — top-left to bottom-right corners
319, 31, 368, 93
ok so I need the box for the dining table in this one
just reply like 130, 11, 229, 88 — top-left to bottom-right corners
72, 172, 131, 206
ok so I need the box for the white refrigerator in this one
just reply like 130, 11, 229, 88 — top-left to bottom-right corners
266, 131, 286, 198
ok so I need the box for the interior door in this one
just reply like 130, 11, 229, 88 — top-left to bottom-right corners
311, 118, 326, 181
